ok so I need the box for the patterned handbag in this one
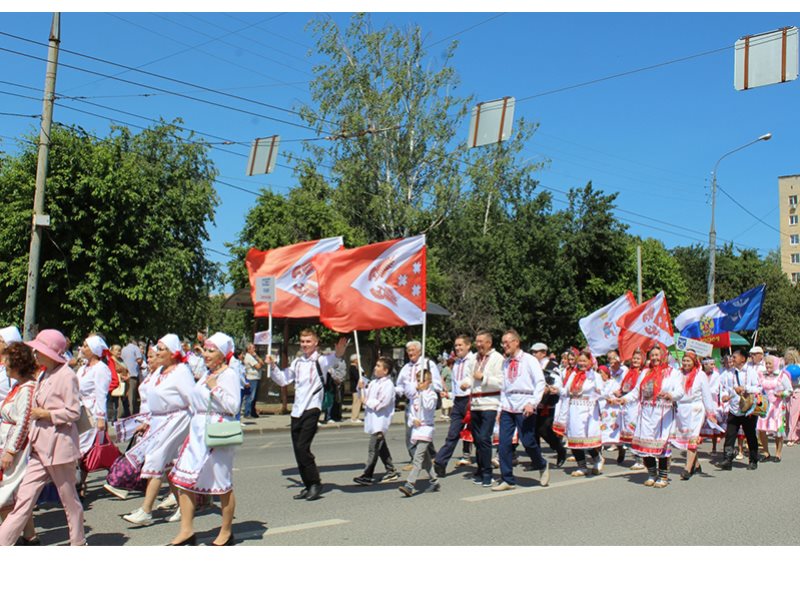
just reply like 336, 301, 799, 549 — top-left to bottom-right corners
106, 456, 147, 492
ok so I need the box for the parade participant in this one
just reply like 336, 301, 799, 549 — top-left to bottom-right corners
598, 365, 625, 462
122, 334, 193, 525
492, 330, 549, 491
394, 340, 442, 464
184, 340, 206, 382
0, 343, 38, 544
699, 357, 725, 455
76, 335, 113, 498
467, 330, 504, 487
0, 330, 85, 546
607, 350, 628, 384
0, 326, 22, 404
622, 344, 681, 488
353, 357, 398, 486
560, 350, 604, 477
242, 343, 264, 419
121, 338, 143, 414
168, 332, 240, 546
783, 349, 800, 446
399, 370, 440, 497
531, 342, 566, 468
267, 330, 348, 501
748, 346, 767, 375
670, 351, 716, 480
615, 349, 645, 470
756, 355, 792, 462
717, 349, 761, 471
433, 335, 475, 478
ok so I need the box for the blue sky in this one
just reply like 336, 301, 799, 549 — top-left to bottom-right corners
1, 10, 798, 282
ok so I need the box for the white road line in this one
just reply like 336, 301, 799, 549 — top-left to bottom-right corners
263, 519, 350, 536
461, 470, 631, 502
258, 441, 275, 449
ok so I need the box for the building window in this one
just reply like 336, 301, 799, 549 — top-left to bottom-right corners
792, 254, 800, 264
792, 235, 800, 245
790, 195, 798, 206
793, 272, 800, 285
791, 215, 799, 226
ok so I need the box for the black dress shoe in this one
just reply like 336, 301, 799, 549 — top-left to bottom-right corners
210, 534, 236, 546
433, 463, 446, 478
747, 462, 758, 470
616, 447, 626, 465
717, 461, 732, 471
166, 534, 197, 546
305, 483, 323, 501
555, 454, 567, 468
680, 469, 692, 480
293, 488, 309, 500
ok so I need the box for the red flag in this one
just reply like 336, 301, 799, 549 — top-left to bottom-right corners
311, 235, 427, 332
698, 332, 731, 348
615, 291, 674, 361
245, 237, 343, 318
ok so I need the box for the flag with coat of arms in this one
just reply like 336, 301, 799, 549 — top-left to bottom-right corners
579, 291, 637, 355
615, 290, 674, 361
245, 237, 344, 318
674, 284, 766, 338
311, 235, 427, 332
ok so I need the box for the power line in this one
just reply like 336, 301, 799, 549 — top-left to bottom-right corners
424, 13, 506, 49
0, 32, 329, 131
0, 43, 325, 134
0, 110, 40, 119
716, 183, 787, 239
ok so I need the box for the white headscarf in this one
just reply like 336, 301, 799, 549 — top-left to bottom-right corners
205, 332, 234, 364
158, 334, 185, 361
85, 335, 109, 358
0, 326, 22, 344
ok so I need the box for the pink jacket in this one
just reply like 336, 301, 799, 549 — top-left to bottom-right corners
29, 363, 81, 466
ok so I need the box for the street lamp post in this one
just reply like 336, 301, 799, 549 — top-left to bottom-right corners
707, 132, 772, 304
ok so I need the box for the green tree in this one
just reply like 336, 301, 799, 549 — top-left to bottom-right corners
0, 122, 220, 341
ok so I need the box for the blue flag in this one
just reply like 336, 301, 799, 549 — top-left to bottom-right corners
674, 284, 766, 338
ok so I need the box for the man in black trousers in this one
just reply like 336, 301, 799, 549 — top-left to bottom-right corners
531, 343, 567, 468
717, 348, 762, 471
267, 330, 348, 500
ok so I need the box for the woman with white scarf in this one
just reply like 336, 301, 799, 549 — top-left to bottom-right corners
757, 355, 792, 462
76, 335, 112, 498
122, 334, 193, 526
168, 332, 240, 546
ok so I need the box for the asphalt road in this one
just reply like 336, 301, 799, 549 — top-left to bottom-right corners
28, 424, 800, 545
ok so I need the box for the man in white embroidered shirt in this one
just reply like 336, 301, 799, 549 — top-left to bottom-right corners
493, 329, 550, 491
267, 329, 348, 501
717, 348, 762, 471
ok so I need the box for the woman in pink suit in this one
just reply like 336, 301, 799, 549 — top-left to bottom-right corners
783, 349, 800, 446
0, 329, 85, 546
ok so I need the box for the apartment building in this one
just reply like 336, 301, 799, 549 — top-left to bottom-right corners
779, 174, 800, 283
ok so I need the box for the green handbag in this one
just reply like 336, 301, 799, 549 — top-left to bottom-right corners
204, 369, 244, 448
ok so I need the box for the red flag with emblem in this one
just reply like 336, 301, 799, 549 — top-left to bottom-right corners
311, 235, 426, 332
245, 237, 344, 319
615, 290, 674, 361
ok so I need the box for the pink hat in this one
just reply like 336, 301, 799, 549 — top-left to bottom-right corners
25, 329, 68, 364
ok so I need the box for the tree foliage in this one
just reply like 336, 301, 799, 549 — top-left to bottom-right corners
0, 122, 220, 341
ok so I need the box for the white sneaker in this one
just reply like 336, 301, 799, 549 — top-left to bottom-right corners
122, 508, 153, 526
103, 483, 129, 500
630, 461, 646, 471
592, 455, 605, 475
156, 495, 178, 510
539, 462, 551, 487
167, 507, 182, 523
456, 457, 472, 466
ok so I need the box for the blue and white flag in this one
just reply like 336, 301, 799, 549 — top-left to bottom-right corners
674, 284, 766, 338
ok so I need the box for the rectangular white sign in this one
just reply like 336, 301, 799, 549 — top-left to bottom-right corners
254, 276, 276, 303
467, 97, 515, 148
253, 330, 271, 346
246, 135, 280, 175
734, 27, 799, 90
675, 335, 713, 357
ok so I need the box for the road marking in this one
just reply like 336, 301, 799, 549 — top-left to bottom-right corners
462, 470, 631, 502
263, 519, 349, 537
258, 441, 276, 449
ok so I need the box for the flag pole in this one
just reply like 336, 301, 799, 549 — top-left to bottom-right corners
267, 300, 273, 378
421, 312, 428, 375
353, 330, 363, 384
752, 329, 759, 348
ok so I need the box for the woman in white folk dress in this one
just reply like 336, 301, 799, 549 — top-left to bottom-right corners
614, 349, 645, 470
76, 335, 112, 498
622, 344, 681, 488
699, 357, 725, 455
168, 332, 240, 546
597, 365, 625, 463
0, 342, 38, 544
122, 334, 193, 526
670, 351, 716, 480
560, 351, 605, 477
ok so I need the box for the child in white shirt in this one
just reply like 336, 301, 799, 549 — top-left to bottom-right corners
353, 357, 398, 485
399, 370, 440, 496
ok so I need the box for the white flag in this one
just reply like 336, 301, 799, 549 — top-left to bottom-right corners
579, 292, 637, 355
254, 330, 271, 346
